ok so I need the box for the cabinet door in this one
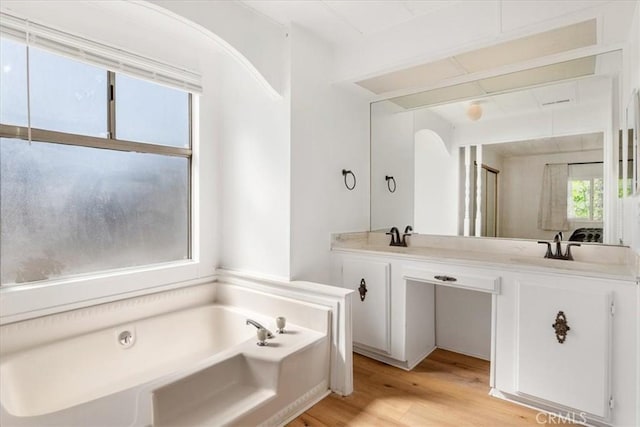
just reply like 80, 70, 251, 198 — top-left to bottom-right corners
516, 281, 611, 418
342, 258, 390, 354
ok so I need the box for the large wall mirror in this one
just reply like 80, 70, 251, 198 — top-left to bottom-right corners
370, 50, 633, 245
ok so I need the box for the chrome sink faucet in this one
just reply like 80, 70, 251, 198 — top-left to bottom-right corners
246, 319, 274, 339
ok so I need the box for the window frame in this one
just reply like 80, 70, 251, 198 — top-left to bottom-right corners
0, 44, 199, 316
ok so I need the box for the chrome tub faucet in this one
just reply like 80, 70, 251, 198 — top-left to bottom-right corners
246, 319, 274, 339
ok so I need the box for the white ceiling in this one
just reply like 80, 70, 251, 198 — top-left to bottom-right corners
426, 75, 610, 126
240, 0, 460, 46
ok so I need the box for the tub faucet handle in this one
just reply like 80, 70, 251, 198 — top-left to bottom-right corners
256, 328, 268, 346
276, 316, 286, 334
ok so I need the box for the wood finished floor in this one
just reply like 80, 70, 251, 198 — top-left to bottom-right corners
288, 349, 564, 426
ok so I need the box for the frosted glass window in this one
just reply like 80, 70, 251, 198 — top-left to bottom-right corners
115, 74, 189, 147
0, 138, 189, 284
29, 47, 108, 137
0, 38, 28, 127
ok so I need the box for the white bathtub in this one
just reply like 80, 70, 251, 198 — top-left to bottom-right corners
0, 282, 335, 426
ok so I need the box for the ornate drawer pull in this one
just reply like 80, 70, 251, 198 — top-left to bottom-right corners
434, 275, 457, 282
358, 278, 367, 301
552, 311, 570, 344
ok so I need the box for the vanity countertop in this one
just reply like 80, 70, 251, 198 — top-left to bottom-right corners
332, 232, 639, 282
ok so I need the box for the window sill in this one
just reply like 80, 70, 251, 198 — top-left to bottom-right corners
0, 260, 213, 324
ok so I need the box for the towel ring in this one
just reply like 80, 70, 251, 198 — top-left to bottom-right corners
342, 169, 356, 190
385, 175, 396, 193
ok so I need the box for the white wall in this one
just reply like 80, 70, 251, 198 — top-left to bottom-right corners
435, 286, 492, 360
413, 109, 455, 153
214, 50, 291, 280
289, 25, 370, 284
370, 102, 414, 231
371, 103, 456, 233
499, 149, 604, 240
134, 0, 297, 279
414, 130, 458, 235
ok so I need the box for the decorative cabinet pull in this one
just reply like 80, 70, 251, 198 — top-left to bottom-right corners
434, 275, 457, 282
358, 278, 367, 301
552, 311, 570, 344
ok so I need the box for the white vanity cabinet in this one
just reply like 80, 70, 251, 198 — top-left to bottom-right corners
515, 276, 612, 418
340, 257, 391, 354
495, 272, 638, 426
333, 252, 493, 369
332, 245, 638, 426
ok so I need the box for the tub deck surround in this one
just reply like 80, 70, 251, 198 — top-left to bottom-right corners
215, 269, 355, 397
0, 275, 352, 427
332, 231, 639, 280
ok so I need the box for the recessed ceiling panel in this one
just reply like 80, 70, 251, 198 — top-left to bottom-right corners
357, 58, 465, 94
390, 81, 485, 109
356, 19, 598, 96
454, 19, 597, 73
477, 56, 596, 94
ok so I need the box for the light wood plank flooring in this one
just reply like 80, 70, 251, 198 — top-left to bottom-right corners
288, 349, 563, 426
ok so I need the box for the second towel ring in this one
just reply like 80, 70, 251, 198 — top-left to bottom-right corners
342, 169, 356, 190
385, 175, 396, 193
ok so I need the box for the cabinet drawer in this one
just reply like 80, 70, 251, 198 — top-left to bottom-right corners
516, 282, 611, 418
403, 267, 500, 294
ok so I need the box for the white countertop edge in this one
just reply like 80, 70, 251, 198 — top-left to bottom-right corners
331, 246, 638, 283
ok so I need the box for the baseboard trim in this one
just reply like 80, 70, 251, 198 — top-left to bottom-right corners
407, 346, 438, 370
435, 345, 490, 361
490, 388, 610, 427
353, 345, 437, 371
259, 381, 330, 427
